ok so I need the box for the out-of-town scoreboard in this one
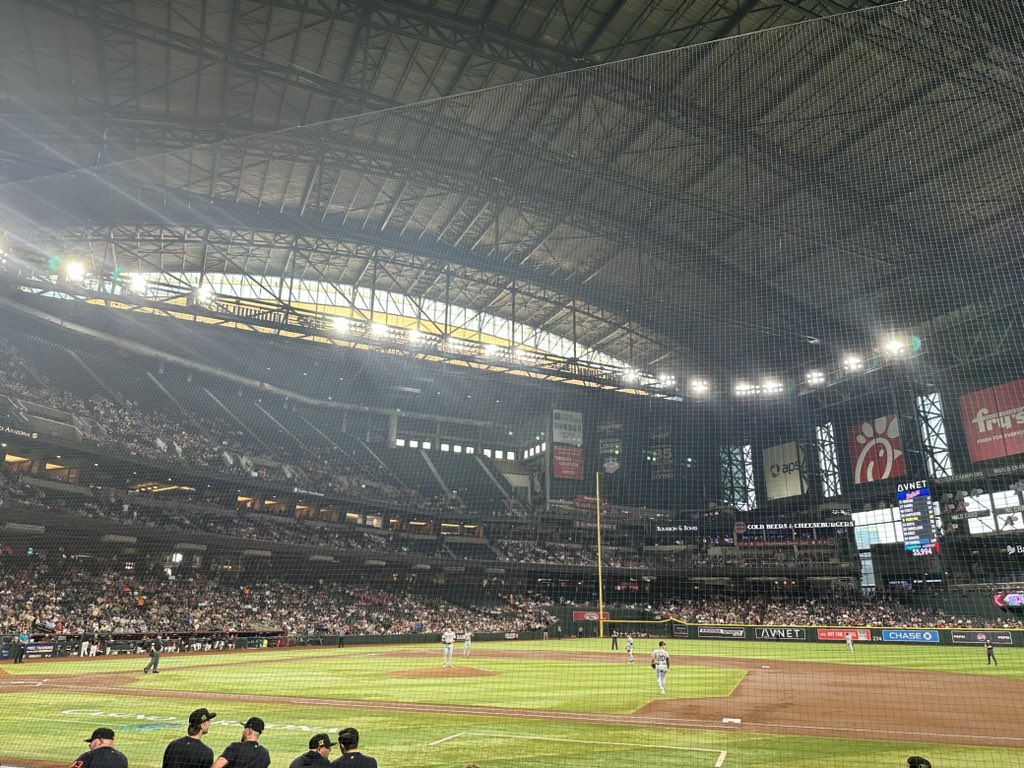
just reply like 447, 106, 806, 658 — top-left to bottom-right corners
897, 480, 939, 556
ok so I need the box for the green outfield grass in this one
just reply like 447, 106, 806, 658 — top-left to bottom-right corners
0, 640, 1020, 767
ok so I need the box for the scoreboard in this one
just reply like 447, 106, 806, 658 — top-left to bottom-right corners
897, 481, 939, 555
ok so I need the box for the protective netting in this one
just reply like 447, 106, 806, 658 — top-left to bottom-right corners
1, 1, 1024, 766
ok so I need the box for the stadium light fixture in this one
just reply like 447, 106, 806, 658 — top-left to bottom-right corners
690, 379, 709, 395
762, 378, 784, 394
622, 368, 639, 384
66, 261, 86, 283
734, 381, 759, 396
806, 370, 826, 386
371, 322, 388, 337
843, 355, 863, 372
883, 337, 907, 356
129, 273, 148, 294
194, 284, 213, 303
332, 317, 350, 334
483, 343, 499, 358
407, 329, 423, 345
657, 373, 676, 389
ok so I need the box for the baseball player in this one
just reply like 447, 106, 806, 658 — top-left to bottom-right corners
651, 641, 670, 695
71, 728, 129, 768
463, 630, 472, 658
211, 717, 270, 768
441, 629, 456, 667
985, 638, 998, 666
143, 635, 163, 674
610, 631, 619, 650
162, 708, 215, 768
289, 733, 335, 768
846, 633, 854, 653
625, 635, 635, 663
331, 727, 377, 768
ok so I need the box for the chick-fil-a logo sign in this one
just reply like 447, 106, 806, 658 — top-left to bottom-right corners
849, 415, 905, 484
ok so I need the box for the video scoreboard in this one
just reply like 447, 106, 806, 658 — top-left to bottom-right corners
897, 481, 939, 556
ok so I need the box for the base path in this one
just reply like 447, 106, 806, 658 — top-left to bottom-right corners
0, 646, 1018, 749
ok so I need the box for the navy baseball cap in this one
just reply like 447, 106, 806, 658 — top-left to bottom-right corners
189, 708, 216, 725
243, 717, 265, 733
309, 734, 336, 750
86, 728, 115, 742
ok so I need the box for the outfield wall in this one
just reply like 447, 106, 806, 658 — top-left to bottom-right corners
651, 623, 1020, 646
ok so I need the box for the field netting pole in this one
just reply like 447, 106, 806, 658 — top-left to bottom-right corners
596, 471, 605, 639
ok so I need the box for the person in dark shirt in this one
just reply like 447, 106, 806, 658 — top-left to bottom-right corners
212, 717, 270, 768
143, 635, 163, 674
330, 728, 376, 768
162, 708, 216, 768
289, 733, 335, 768
71, 728, 129, 768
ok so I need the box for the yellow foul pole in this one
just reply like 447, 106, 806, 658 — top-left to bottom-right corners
596, 472, 605, 639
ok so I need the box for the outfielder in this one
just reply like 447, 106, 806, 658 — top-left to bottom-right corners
463, 630, 472, 658
625, 635, 635, 664
846, 633, 854, 653
651, 641, 670, 694
441, 629, 456, 668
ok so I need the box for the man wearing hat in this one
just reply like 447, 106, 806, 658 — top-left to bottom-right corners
71, 728, 129, 768
331, 727, 376, 768
907, 758, 931, 768
289, 734, 336, 768
651, 641, 670, 695
162, 708, 216, 768
211, 717, 270, 768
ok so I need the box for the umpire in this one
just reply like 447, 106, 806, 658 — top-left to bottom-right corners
71, 728, 129, 768
211, 717, 270, 768
143, 635, 163, 674
289, 734, 336, 768
162, 708, 216, 768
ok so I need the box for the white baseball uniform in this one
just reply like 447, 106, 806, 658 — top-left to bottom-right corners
442, 630, 456, 667
652, 647, 670, 694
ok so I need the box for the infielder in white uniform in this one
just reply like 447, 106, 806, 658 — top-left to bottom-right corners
625, 635, 635, 664
651, 641, 670, 695
463, 630, 472, 658
441, 629, 456, 667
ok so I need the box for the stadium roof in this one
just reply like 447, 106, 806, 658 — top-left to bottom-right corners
1, 0, 1020, 394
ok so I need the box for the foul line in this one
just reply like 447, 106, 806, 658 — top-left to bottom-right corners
428, 731, 727, 766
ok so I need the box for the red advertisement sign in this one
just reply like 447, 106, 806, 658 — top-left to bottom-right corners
553, 446, 584, 480
960, 379, 1024, 462
817, 628, 871, 642
848, 415, 905, 484
572, 611, 609, 621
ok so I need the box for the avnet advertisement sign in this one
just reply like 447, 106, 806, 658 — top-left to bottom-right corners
881, 629, 940, 644
754, 627, 806, 641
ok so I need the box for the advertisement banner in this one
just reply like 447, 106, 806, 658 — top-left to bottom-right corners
881, 629, 940, 643
671, 624, 690, 639
960, 379, 1024, 462
696, 626, 746, 640
754, 627, 807, 641
552, 410, 584, 447
950, 630, 1013, 646
552, 446, 584, 480
598, 421, 623, 475
649, 427, 674, 481
817, 628, 872, 642
572, 611, 610, 622
849, 415, 906, 484
763, 442, 808, 499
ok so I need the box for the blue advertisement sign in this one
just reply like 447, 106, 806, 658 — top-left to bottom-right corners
882, 629, 940, 643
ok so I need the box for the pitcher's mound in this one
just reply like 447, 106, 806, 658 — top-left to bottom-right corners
392, 667, 496, 679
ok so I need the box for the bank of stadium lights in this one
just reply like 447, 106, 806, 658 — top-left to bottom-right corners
194, 284, 214, 304
842, 355, 864, 372
332, 317, 350, 334
65, 261, 86, 283
483, 343, 499, 358
128, 274, 148, 295
370, 322, 389, 338
690, 379, 710, 395
407, 329, 424, 345
657, 373, 676, 389
762, 378, 784, 395
806, 370, 826, 386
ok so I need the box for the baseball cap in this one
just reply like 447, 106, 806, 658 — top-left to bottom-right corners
659, 641, 666, 647
85, 728, 115, 742
189, 708, 217, 725
309, 734, 336, 750
243, 717, 265, 733
907, 758, 931, 768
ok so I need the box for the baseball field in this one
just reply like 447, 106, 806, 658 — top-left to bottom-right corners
0, 638, 1021, 768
